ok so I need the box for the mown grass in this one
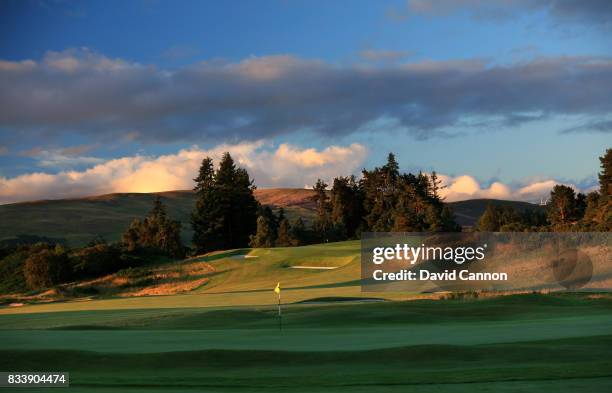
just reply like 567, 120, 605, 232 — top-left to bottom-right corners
1, 295, 612, 392
1, 334, 611, 391
1, 292, 611, 330
0, 241, 372, 313
1, 239, 611, 392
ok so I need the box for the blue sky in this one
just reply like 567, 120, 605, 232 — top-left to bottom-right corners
0, 0, 611, 203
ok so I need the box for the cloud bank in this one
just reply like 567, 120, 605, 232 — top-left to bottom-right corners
438, 174, 578, 202
0, 141, 582, 205
1, 49, 611, 144
0, 142, 368, 204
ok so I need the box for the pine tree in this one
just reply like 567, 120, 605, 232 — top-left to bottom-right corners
599, 148, 612, 197
547, 185, 579, 228
392, 183, 418, 231
193, 157, 214, 193
123, 197, 184, 258
290, 217, 307, 246
478, 203, 501, 231
191, 156, 224, 253
382, 153, 399, 192
580, 148, 612, 230
360, 153, 459, 233
191, 153, 259, 253
440, 206, 461, 231
249, 215, 275, 248
276, 218, 292, 247
258, 206, 279, 241
330, 176, 363, 238
312, 179, 332, 240
429, 171, 445, 200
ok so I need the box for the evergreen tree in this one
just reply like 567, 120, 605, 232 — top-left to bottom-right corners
191, 156, 224, 253
290, 217, 307, 246
191, 153, 259, 253
276, 218, 292, 247
599, 148, 612, 197
478, 204, 501, 231
361, 153, 459, 233
429, 171, 445, 200
193, 157, 215, 192
392, 183, 419, 231
547, 185, 580, 228
477, 203, 547, 232
440, 206, 461, 231
580, 148, 612, 230
330, 176, 363, 238
123, 197, 184, 258
249, 215, 276, 248
312, 179, 332, 240
424, 204, 444, 232
362, 153, 401, 231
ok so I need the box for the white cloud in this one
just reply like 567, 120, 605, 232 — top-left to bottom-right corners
0, 140, 585, 204
0, 142, 368, 204
438, 174, 579, 202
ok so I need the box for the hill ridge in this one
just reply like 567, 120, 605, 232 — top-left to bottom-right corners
0, 189, 540, 246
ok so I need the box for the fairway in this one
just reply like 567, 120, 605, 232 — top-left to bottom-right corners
2, 242, 612, 392
2, 294, 612, 392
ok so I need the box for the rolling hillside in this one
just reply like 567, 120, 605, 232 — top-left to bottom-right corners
0, 189, 316, 247
0, 189, 541, 246
449, 198, 544, 227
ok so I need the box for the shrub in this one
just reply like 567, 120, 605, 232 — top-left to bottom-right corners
116, 266, 151, 279
0, 249, 30, 293
23, 246, 71, 290
71, 243, 123, 279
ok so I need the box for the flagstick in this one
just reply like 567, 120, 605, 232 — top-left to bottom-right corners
278, 292, 282, 332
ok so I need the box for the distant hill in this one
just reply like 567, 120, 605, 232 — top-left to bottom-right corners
0, 189, 316, 247
0, 191, 197, 247
447, 199, 544, 228
0, 189, 541, 247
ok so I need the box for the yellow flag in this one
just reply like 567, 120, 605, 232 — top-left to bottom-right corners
274, 282, 280, 295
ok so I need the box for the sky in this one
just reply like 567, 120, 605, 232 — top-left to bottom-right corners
0, 0, 611, 204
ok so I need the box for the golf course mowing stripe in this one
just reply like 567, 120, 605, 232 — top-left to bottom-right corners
2, 314, 612, 353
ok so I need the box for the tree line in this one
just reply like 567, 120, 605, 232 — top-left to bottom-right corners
477, 148, 611, 232
244, 153, 460, 248
1, 148, 609, 292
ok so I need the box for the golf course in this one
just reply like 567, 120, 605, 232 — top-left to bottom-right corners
1, 241, 611, 392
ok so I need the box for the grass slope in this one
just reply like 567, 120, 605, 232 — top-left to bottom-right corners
0, 241, 371, 310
